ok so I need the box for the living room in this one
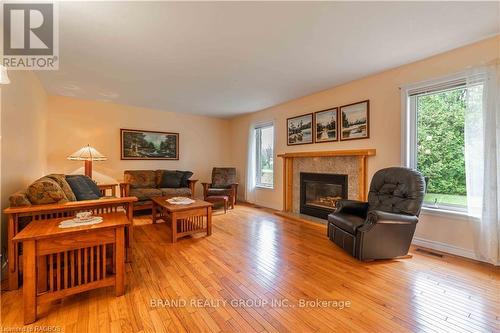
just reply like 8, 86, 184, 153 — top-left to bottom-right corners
1, 1, 499, 332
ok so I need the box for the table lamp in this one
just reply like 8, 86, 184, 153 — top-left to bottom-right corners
67, 144, 107, 178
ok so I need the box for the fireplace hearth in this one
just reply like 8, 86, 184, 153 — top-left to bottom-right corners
300, 172, 348, 219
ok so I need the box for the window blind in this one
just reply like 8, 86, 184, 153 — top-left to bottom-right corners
254, 122, 273, 130
407, 78, 466, 96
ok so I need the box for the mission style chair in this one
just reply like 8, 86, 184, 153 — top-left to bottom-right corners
202, 168, 238, 208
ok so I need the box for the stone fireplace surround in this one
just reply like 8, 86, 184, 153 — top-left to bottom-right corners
277, 150, 376, 216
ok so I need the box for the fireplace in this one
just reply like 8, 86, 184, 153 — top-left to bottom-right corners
300, 172, 348, 219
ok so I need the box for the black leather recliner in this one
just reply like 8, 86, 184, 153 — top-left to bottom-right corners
327, 167, 426, 261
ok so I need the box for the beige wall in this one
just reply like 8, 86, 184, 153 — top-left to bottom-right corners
229, 36, 499, 257
1, 71, 48, 256
46, 96, 232, 198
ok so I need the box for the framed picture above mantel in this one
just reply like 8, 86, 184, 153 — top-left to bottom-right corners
120, 128, 179, 160
314, 107, 338, 143
340, 100, 370, 141
287, 113, 313, 146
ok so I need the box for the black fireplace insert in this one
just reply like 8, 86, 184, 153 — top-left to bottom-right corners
300, 172, 348, 219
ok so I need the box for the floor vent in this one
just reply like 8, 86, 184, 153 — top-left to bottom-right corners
416, 248, 443, 257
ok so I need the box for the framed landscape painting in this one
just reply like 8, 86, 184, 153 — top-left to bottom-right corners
121, 129, 179, 160
340, 100, 370, 141
314, 107, 338, 143
287, 113, 313, 145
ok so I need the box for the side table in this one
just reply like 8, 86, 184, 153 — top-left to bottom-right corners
13, 212, 129, 324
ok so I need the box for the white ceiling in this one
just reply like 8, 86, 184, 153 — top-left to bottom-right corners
38, 1, 499, 118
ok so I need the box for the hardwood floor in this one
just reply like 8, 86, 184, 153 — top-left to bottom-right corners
1, 204, 499, 332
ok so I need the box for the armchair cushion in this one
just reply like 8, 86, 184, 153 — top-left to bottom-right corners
207, 188, 233, 196
65, 175, 101, 201
212, 167, 236, 188
328, 212, 365, 234
366, 210, 419, 225
335, 199, 369, 218
158, 170, 183, 188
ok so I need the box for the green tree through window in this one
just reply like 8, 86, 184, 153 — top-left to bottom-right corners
416, 87, 467, 207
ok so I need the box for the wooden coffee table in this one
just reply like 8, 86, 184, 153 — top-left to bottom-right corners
151, 197, 213, 242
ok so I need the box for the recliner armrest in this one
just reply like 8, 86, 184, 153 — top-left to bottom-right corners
366, 210, 418, 225
335, 199, 369, 218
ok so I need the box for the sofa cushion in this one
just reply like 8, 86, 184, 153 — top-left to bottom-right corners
159, 187, 192, 198
124, 170, 156, 189
327, 212, 365, 235
9, 191, 32, 207
129, 188, 163, 201
65, 175, 101, 201
27, 177, 69, 205
207, 188, 233, 196
46, 174, 77, 201
176, 170, 194, 187
158, 170, 183, 188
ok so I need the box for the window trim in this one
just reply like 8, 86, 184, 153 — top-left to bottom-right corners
254, 122, 275, 189
401, 72, 469, 213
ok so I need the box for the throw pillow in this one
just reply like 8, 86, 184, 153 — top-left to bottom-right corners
176, 170, 194, 188
159, 170, 183, 188
27, 177, 69, 205
65, 175, 101, 201
46, 174, 77, 201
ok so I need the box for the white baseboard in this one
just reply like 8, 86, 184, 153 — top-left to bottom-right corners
412, 237, 478, 261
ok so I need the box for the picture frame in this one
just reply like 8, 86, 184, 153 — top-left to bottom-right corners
314, 107, 338, 143
340, 100, 370, 141
287, 113, 313, 145
120, 128, 179, 160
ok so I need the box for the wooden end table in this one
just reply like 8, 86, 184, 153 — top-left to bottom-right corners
151, 197, 213, 242
13, 212, 129, 324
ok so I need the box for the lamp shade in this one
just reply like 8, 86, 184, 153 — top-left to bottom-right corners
0, 65, 10, 85
67, 144, 107, 161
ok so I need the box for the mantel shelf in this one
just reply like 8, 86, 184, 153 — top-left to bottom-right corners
277, 149, 376, 158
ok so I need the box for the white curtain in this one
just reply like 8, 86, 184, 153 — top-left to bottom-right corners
246, 125, 257, 203
464, 65, 500, 265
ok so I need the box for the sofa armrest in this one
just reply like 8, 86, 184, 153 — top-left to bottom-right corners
119, 182, 130, 197
366, 210, 419, 225
187, 179, 198, 197
334, 199, 369, 218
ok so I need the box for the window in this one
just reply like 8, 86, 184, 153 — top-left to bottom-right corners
403, 75, 484, 212
255, 124, 274, 188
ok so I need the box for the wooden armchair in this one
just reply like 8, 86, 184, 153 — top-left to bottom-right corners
202, 168, 238, 207
3, 197, 137, 291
